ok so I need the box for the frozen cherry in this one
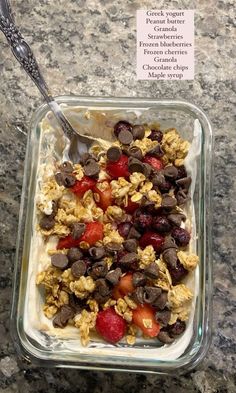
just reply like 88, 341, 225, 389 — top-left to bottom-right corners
117, 222, 132, 238
168, 320, 186, 336
114, 121, 132, 137
153, 216, 171, 233
168, 260, 188, 284
149, 129, 163, 142
134, 212, 153, 231
171, 227, 190, 247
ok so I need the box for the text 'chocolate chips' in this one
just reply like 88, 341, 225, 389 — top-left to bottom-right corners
71, 260, 87, 278
118, 129, 133, 145
71, 222, 86, 239
132, 125, 145, 140
107, 146, 122, 162
51, 254, 69, 270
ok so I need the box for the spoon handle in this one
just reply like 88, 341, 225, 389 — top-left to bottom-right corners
0, 0, 75, 140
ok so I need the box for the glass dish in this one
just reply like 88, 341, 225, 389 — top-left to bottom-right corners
11, 96, 213, 374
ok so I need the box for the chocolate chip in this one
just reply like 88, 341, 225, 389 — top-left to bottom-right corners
176, 176, 192, 192
155, 310, 171, 326
164, 165, 178, 180
176, 189, 189, 205
71, 222, 86, 239
126, 146, 143, 160
128, 157, 145, 174
162, 236, 177, 251
131, 125, 145, 140
105, 242, 123, 253
161, 194, 177, 210
153, 291, 168, 310
59, 161, 74, 173
89, 246, 105, 260
55, 172, 76, 187
94, 291, 111, 304
53, 313, 64, 328
119, 253, 138, 266
141, 196, 156, 212
53, 305, 75, 328
143, 286, 162, 304
132, 286, 145, 304
51, 254, 69, 270
69, 294, 86, 313
80, 152, 97, 166
83, 160, 100, 178
167, 213, 186, 227
124, 239, 138, 253
176, 165, 187, 180
67, 248, 83, 263
118, 129, 133, 145
107, 146, 122, 162
148, 144, 164, 158
145, 262, 159, 279
105, 268, 122, 285
71, 260, 87, 278
96, 278, 111, 296
90, 261, 108, 279
132, 272, 146, 287
114, 120, 132, 137
151, 171, 165, 187
39, 215, 55, 230
143, 163, 153, 178
162, 248, 178, 268
157, 331, 174, 344
127, 226, 141, 240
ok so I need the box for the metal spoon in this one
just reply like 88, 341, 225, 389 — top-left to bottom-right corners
0, 0, 93, 163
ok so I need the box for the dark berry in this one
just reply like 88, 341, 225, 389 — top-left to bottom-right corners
117, 222, 132, 238
158, 179, 172, 193
134, 212, 153, 231
139, 232, 164, 252
149, 129, 163, 142
171, 227, 190, 247
114, 121, 132, 137
176, 165, 187, 180
153, 216, 171, 233
168, 320, 186, 336
168, 260, 188, 284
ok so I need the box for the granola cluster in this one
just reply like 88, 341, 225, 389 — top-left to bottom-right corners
36, 120, 198, 346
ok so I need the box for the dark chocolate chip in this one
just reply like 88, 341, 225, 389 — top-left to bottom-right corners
149, 129, 163, 142
163, 165, 178, 180
148, 144, 164, 158
53, 305, 74, 328
127, 226, 142, 240
155, 310, 171, 326
162, 248, 178, 268
161, 194, 177, 210
167, 213, 186, 227
114, 120, 133, 137
69, 294, 86, 313
153, 291, 168, 310
105, 242, 123, 253
176, 189, 189, 205
67, 248, 83, 263
128, 157, 145, 174
80, 153, 97, 166
157, 331, 175, 344
176, 176, 192, 192
145, 262, 159, 279
105, 268, 122, 285
51, 254, 69, 270
96, 278, 111, 296
162, 236, 177, 251
55, 172, 76, 187
71, 222, 86, 239
176, 165, 187, 180
132, 272, 146, 287
126, 146, 143, 160
143, 286, 162, 304
123, 239, 138, 253
90, 261, 108, 279
39, 215, 55, 230
89, 246, 105, 260
132, 286, 145, 304
59, 161, 74, 173
71, 260, 87, 278
107, 146, 122, 162
119, 253, 138, 266
118, 129, 133, 145
83, 160, 100, 178
143, 163, 153, 178
131, 125, 145, 140
151, 171, 165, 187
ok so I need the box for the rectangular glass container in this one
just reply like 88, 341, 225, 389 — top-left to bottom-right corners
11, 96, 213, 374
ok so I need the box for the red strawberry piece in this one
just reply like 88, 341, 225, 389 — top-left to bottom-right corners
139, 232, 164, 252
57, 221, 104, 249
123, 199, 140, 214
71, 176, 96, 196
143, 156, 163, 171
94, 182, 113, 211
132, 304, 160, 337
113, 272, 135, 300
106, 154, 129, 179
96, 307, 127, 343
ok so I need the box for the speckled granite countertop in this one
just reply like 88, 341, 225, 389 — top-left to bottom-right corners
0, 0, 235, 392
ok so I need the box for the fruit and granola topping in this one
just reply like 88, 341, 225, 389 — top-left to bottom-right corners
36, 120, 198, 346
